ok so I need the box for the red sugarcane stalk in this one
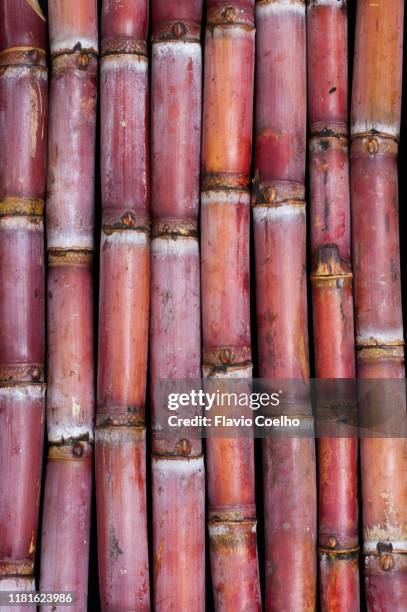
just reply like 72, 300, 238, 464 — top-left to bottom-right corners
0, 3, 47, 602
253, 1, 317, 609
307, 1, 359, 609
40, 2, 98, 609
351, 0, 407, 607
201, 1, 261, 609
95, 1, 150, 609
150, 1, 205, 610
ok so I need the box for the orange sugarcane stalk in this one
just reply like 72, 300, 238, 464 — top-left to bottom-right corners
201, 1, 261, 609
351, 0, 407, 607
95, 1, 150, 609
253, 1, 317, 609
40, 2, 98, 609
150, 1, 205, 610
0, 0, 47, 600
307, 1, 359, 609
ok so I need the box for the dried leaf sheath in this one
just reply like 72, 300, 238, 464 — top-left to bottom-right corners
40, 2, 98, 610
150, 1, 205, 610
95, 1, 150, 609
201, 1, 261, 609
307, 1, 360, 609
351, 0, 407, 607
253, 1, 317, 609
0, 0, 47, 602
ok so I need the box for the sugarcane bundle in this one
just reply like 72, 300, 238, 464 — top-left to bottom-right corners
40, 2, 98, 609
201, 0, 262, 608
150, 1, 205, 610
0, 0, 47, 600
351, 0, 407, 607
253, 0, 317, 609
307, 1, 360, 609
95, 1, 150, 609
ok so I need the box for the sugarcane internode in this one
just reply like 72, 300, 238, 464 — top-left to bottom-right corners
0, 0, 47, 598
351, 0, 407, 608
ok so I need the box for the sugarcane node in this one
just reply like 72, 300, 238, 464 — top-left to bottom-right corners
121, 211, 136, 227
176, 438, 192, 456
29, 48, 40, 64
223, 6, 238, 23
172, 22, 187, 38
366, 137, 379, 155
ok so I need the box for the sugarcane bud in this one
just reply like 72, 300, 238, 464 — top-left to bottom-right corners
172, 22, 187, 38
264, 185, 276, 203
220, 348, 233, 364
380, 554, 394, 572
223, 6, 238, 23
327, 536, 337, 549
76, 52, 90, 70
121, 212, 136, 227
176, 439, 192, 456
366, 137, 379, 155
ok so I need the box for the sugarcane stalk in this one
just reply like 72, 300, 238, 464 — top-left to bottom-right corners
351, 0, 407, 607
253, 1, 317, 609
0, 0, 47, 604
307, 1, 360, 609
150, 1, 205, 610
95, 1, 150, 609
40, 2, 98, 610
201, 1, 261, 609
